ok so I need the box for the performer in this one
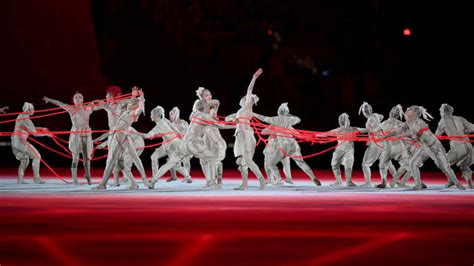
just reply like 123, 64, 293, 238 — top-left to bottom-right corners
386, 106, 465, 190
95, 86, 130, 186
253, 102, 321, 186
329, 113, 364, 187
376, 105, 405, 188
359, 102, 396, 187
145, 106, 192, 184
148, 99, 218, 189
95, 126, 145, 186
11, 102, 50, 184
93, 87, 148, 189
168, 107, 192, 182
43, 92, 100, 185
435, 103, 474, 188
191, 87, 227, 187
225, 68, 266, 190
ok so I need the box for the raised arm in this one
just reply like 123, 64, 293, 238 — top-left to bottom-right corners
0, 106, 9, 113
244, 68, 263, 109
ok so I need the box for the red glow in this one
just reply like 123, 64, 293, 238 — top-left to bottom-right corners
403, 28, 411, 36
267, 30, 273, 36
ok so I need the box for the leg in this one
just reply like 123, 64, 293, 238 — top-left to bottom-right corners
124, 139, 147, 185
167, 155, 178, 182
293, 157, 321, 186
216, 161, 223, 188
234, 157, 249, 190
282, 157, 294, 184
343, 151, 356, 186
409, 148, 428, 190
82, 138, 92, 185
71, 154, 80, 185
31, 156, 44, 184
149, 155, 184, 188
429, 144, 464, 190
93, 140, 123, 189
377, 147, 392, 188
361, 143, 381, 187
331, 150, 344, 186
121, 160, 139, 189
151, 147, 166, 178
17, 158, 30, 184
265, 152, 284, 186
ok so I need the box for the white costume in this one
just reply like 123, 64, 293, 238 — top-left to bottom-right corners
359, 102, 396, 187
226, 68, 266, 190
387, 106, 465, 190
329, 113, 364, 187
94, 88, 148, 189
96, 87, 129, 186
146, 106, 192, 183
43, 93, 98, 185
254, 103, 321, 186
148, 100, 217, 189
190, 87, 227, 188
168, 107, 192, 182
435, 104, 474, 188
377, 105, 405, 188
11, 103, 49, 184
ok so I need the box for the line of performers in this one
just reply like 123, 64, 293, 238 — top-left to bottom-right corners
5, 69, 474, 191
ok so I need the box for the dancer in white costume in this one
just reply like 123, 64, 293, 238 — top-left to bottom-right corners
94, 86, 131, 186
359, 102, 396, 187
386, 106, 465, 190
167, 107, 192, 182
93, 87, 148, 189
95, 126, 145, 185
435, 103, 474, 188
226, 68, 267, 190
11, 102, 50, 184
329, 113, 365, 187
43, 92, 100, 185
191, 87, 227, 187
376, 105, 406, 188
253, 102, 321, 186
144, 106, 192, 184
148, 99, 219, 189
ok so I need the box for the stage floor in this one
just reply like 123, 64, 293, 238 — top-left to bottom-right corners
1, 169, 473, 265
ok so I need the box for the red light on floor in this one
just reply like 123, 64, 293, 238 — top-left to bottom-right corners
403, 28, 411, 36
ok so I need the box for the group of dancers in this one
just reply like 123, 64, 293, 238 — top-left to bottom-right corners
3, 68, 473, 191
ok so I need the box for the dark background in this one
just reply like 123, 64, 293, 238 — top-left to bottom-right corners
0, 0, 472, 171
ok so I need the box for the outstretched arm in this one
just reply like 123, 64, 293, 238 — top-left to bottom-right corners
90, 100, 107, 112
93, 132, 109, 142
244, 68, 263, 109
383, 123, 409, 139
0, 106, 8, 113
253, 113, 273, 124
225, 113, 237, 122
43, 97, 69, 110
32, 127, 52, 137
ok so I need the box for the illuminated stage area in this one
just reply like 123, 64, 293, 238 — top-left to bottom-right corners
1, 170, 473, 266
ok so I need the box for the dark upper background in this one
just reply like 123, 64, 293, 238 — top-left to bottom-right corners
0, 0, 472, 170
